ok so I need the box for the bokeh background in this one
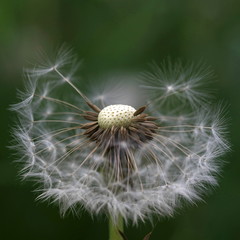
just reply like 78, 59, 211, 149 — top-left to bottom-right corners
1, 0, 239, 239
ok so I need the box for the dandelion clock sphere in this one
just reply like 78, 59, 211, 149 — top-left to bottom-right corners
11, 48, 229, 239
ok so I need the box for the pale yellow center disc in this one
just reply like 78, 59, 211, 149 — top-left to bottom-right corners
98, 104, 136, 129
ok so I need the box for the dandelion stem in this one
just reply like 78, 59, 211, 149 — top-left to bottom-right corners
109, 216, 124, 240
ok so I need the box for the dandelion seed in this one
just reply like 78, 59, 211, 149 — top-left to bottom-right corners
11, 49, 229, 230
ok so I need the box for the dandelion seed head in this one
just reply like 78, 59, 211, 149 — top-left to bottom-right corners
98, 104, 136, 129
11, 49, 230, 225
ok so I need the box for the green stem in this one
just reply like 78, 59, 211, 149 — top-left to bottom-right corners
109, 216, 124, 240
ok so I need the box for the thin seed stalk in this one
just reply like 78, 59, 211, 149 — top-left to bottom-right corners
109, 216, 124, 240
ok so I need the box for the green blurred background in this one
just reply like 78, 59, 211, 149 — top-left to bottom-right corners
1, 0, 239, 239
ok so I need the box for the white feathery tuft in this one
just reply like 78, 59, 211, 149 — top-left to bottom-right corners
140, 60, 214, 110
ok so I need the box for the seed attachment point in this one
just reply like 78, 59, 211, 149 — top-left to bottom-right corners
98, 104, 136, 129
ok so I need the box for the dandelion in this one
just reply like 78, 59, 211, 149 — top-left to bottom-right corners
11, 49, 229, 240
